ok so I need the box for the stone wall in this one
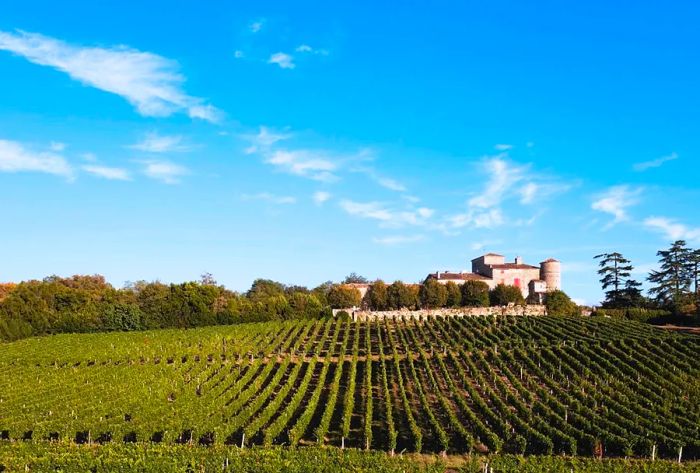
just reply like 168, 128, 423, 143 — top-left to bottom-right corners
344, 304, 547, 321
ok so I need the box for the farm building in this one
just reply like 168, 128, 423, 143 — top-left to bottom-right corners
426, 253, 560, 301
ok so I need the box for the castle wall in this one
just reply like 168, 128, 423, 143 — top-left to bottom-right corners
471, 255, 504, 276
540, 260, 562, 291
489, 267, 541, 297
351, 305, 547, 321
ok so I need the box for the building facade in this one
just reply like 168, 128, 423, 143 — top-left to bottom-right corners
426, 253, 561, 301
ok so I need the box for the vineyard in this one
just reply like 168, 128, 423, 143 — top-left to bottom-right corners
0, 315, 699, 462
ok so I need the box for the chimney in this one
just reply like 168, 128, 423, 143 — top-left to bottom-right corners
515, 256, 523, 265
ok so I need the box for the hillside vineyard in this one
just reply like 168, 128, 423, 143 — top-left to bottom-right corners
0, 316, 698, 459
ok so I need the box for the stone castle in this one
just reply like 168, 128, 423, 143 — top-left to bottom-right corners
426, 253, 561, 302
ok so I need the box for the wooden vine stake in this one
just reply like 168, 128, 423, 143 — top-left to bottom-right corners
240, 433, 245, 448
651, 444, 656, 461
678, 446, 683, 464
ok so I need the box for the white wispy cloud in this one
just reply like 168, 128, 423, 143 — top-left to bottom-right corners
266, 149, 338, 182
249, 20, 264, 33
373, 235, 425, 245
82, 165, 131, 181
376, 176, 406, 192
140, 160, 188, 184
0, 139, 73, 179
244, 126, 292, 154
244, 126, 345, 182
0, 29, 221, 121
444, 155, 570, 231
468, 157, 524, 209
295, 44, 329, 55
313, 191, 331, 205
494, 144, 513, 151
643, 217, 700, 243
445, 157, 524, 230
340, 200, 434, 228
633, 152, 678, 172
448, 208, 505, 229
268, 52, 295, 69
241, 192, 296, 205
519, 182, 539, 204
234, 50, 244, 59
357, 167, 407, 192
591, 185, 642, 225
129, 132, 189, 153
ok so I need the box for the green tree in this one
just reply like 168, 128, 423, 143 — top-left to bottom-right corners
690, 249, 700, 311
246, 279, 286, 301
460, 280, 490, 307
327, 285, 362, 309
310, 281, 333, 307
365, 280, 389, 311
594, 252, 643, 308
545, 290, 578, 316
343, 273, 368, 284
648, 240, 694, 311
287, 292, 323, 319
419, 279, 448, 309
489, 284, 525, 306
445, 281, 462, 307
387, 281, 418, 309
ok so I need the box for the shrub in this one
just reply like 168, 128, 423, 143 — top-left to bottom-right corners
419, 279, 448, 309
489, 284, 525, 306
365, 280, 388, 311
461, 280, 490, 307
327, 285, 362, 309
387, 281, 419, 310
545, 290, 578, 316
445, 281, 462, 307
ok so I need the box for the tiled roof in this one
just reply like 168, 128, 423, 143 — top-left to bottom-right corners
490, 263, 540, 270
428, 272, 491, 281
541, 258, 560, 263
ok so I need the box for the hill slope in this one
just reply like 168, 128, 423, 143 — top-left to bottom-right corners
0, 316, 698, 459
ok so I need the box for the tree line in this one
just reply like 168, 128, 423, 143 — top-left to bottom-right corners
0, 271, 577, 341
595, 240, 700, 321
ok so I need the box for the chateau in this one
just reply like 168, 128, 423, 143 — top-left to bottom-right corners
426, 253, 561, 301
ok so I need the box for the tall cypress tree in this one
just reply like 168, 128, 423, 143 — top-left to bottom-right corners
647, 240, 693, 310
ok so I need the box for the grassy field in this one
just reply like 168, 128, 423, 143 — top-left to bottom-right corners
0, 315, 698, 464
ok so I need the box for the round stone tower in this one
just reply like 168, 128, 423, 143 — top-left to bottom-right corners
540, 258, 561, 291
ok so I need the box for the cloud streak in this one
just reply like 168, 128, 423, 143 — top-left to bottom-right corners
591, 185, 642, 225
340, 199, 434, 228
0, 139, 73, 179
82, 165, 131, 181
643, 216, 700, 243
139, 160, 188, 184
633, 152, 678, 172
129, 132, 190, 153
0, 29, 221, 121
268, 52, 295, 69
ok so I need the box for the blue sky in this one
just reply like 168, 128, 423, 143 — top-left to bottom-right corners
1, 1, 699, 305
